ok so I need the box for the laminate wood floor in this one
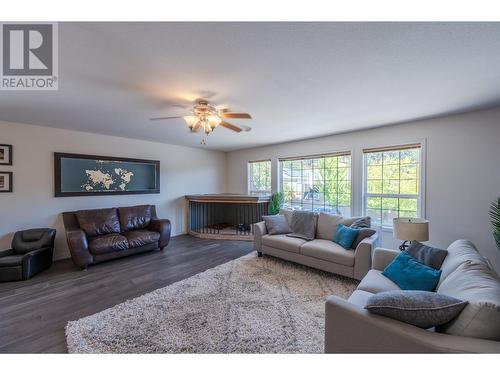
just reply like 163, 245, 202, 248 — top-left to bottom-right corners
0, 235, 254, 353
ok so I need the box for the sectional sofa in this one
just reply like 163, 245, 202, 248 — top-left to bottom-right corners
325, 240, 500, 353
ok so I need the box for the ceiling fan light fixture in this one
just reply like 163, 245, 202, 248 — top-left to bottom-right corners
203, 121, 212, 135
151, 99, 252, 141
207, 114, 222, 129
183, 115, 198, 130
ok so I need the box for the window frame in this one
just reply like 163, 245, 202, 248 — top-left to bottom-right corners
247, 159, 272, 195
362, 142, 426, 230
278, 151, 353, 216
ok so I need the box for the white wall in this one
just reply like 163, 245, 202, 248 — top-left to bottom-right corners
226, 107, 500, 272
0, 121, 227, 260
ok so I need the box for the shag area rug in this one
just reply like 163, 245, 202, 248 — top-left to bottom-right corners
66, 252, 357, 353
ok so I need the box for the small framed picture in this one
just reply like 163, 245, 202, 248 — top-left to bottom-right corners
0, 144, 13, 165
0, 171, 13, 193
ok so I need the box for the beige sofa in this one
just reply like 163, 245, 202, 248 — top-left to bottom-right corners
254, 211, 378, 280
325, 240, 500, 353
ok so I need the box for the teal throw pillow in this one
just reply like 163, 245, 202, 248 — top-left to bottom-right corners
382, 251, 442, 291
333, 224, 359, 249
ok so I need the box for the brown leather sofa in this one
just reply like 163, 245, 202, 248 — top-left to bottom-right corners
62, 205, 171, 269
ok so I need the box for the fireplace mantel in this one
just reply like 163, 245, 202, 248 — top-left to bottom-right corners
185, 193, 270, 204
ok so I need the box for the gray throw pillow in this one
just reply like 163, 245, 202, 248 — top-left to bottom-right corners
263, 215, 292, 235
350, 217, 371, 229
405, 241, 448, 269
365, 290, 468, 329
351, 228, 376, 249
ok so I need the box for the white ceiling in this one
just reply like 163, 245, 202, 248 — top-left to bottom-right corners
2, 22, 500, 151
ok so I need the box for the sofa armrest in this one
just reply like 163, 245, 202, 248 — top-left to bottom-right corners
372, 247, 400, 271
66, 229, 93, 269
325, 295, 500, 353
22, 247, 53, 279
149, 219, 171, 249
253, 221, 267, 252
353, 232, 378, 280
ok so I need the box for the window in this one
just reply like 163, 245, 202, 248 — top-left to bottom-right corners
363, 144, 422, 228
248, 160, 272, 194
279, 153, 351, 216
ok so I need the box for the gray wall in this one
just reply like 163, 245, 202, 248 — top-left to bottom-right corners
0, 121, 227, 260
226, 107, 500, 272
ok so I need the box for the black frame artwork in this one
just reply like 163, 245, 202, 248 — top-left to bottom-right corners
0, 144, 13, 165
54, 152, 160, 197
0, 171, 13, 193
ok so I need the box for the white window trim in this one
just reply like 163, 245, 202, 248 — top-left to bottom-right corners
247, 159, 272, 195
361, 140, 427, 232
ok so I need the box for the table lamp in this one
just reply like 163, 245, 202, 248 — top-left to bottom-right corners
393, 217, 429, 251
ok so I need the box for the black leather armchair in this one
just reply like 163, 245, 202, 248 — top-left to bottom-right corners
0, 228, 56, 282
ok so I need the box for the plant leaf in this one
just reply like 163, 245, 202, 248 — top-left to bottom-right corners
489, 197, 500, 250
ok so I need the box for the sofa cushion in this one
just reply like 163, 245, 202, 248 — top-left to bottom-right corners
263, 215, 292, 235
405, 241, 448, 270
76, 208, 121, 237
365, 290, 468, 329
347, 289, 374, 307
124, 230, 160, 248
382, 252, 441, 291
279, 208, 293, 226
316, 213, 369, 241
0, 254, 23, 267
88, 233, 129, 255
300, 239, 355, 266
119, 205, 152, 232
436, 261, 500, 341
316, 212, 343, 240
357, 270, 401, 293
438, 240, 488, 287
262, 234, 306, 254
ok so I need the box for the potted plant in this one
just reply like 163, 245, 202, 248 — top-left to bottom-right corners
268, 192, 284, 215
490, 197, 500, 250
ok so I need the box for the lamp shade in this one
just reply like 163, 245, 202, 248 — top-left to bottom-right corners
393, 217, 429, 242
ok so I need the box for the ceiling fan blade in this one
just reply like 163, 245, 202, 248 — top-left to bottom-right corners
149, 116, 183, 121
222, 112, 252, 119
220, 121, 243, 132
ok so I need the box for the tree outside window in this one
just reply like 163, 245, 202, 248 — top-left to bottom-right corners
248, 160, 271, 194
280, 154, 351, 216
364, 146, 421, 228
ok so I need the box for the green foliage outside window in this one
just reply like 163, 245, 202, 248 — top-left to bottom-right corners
280, 155, 351, 215
365, 147, 420, 227
249, 160, 271, 194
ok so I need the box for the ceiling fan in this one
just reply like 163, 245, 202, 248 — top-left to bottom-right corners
150, 99, 252, 138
